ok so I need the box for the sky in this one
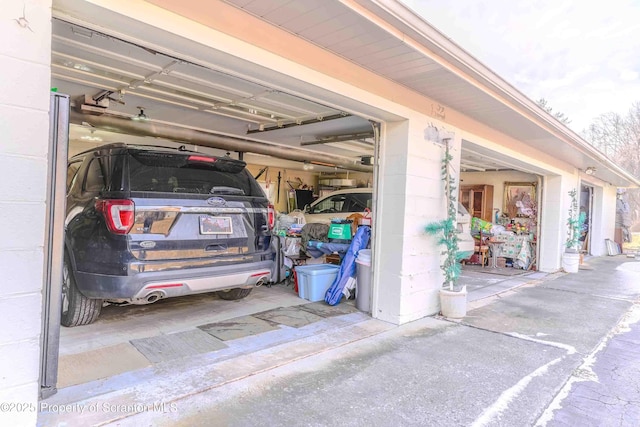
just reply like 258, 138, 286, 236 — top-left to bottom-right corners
402, 0, 640, 133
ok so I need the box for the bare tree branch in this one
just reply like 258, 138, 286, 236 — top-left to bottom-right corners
537, 98, 572, 125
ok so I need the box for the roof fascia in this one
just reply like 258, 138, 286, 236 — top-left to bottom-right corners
348, 0, 639, 187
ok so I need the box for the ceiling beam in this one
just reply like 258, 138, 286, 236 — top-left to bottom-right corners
69, 110, 374, 172
300, 132, 375, 146
246, 113, 351, 134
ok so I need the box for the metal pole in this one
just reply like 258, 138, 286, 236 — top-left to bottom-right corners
40, 93, 69, 398
69, 111, 374, 173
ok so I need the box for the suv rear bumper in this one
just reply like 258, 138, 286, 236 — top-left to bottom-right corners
74, 260, 273, 302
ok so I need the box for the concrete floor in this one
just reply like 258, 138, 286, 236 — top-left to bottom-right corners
56, 264, 543, 389
57, 282, 310, 387
40, 255, 640, 426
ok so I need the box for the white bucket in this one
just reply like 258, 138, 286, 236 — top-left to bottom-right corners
562, 252, 580, 273
357, 249, 371, 266
356, 250, 372, 312
439, 286, 468, 318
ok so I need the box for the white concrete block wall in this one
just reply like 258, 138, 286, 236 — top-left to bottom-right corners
374, 118, 450, 324
538, 175, 563, 271
538, 174, 582, 271
0, 1, 52, 426
374, 120, 410, 323
398, 138, 446, 322
591, 185, 618, 256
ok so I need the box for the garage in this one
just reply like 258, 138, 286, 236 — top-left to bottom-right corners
45, 9, 561, 394
44, 13, 391, 394
6, 3, 640, 422
458, 140, 545, 271
42, 0, 623, 395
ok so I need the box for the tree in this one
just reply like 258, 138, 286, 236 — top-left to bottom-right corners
582, 112, 628, 158
537, 98, 572, 125
582, 103, 640, 229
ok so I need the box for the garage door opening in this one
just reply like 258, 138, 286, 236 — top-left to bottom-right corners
42, 18, 383, 395
458, 140, 543, 278
580, 184, 594, 255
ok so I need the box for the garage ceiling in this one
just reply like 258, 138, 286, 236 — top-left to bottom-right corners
51, 18, 376, 171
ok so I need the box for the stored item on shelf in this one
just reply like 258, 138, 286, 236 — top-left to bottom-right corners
318, 178, 356, 187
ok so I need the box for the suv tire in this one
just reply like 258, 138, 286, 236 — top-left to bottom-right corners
217, 288, 253, 300
61, 254, 103, 327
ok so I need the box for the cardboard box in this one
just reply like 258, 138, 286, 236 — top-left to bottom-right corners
325, 254, 341, 265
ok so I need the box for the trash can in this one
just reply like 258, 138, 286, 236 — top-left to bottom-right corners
355, 249, 372, 312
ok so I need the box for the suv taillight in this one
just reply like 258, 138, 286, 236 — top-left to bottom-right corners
96, 199, 135, 234
268, 204, 275, 230
188, 155, 216, 163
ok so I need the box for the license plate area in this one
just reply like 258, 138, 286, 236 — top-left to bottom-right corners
199, 216, 233, 235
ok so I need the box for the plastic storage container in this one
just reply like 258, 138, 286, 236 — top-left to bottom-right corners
355, 249, 372, 312
295, 264, 340, 302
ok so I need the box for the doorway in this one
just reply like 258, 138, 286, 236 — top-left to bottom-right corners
45, 16, 385, 395
580, 184, 594, 254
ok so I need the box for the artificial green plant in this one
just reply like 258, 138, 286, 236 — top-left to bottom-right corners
565, 189, 586, 252
425, 139, 466, 291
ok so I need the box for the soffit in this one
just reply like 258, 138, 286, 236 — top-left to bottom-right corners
223, 0, 551, 143
222, 0, 639, 186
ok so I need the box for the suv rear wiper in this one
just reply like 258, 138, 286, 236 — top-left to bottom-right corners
210, 186, 245, 195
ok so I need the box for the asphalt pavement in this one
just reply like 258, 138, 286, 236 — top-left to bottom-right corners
38, 255, 640, 427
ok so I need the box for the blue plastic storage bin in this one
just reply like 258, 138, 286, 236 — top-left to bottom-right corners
295, 264, 340, 302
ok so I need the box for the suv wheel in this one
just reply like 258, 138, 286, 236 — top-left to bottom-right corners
217, 288, 253, 300
61, 254, 103, 327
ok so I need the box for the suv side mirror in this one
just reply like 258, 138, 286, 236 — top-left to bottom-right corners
303, 204, 310, 213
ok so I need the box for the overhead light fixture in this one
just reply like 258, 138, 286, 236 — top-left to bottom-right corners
302, 161, 314, 171
585, 167, 596, 175
132, 107, 148, 121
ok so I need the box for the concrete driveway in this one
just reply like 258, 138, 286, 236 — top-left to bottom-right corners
40, 256, 640, 426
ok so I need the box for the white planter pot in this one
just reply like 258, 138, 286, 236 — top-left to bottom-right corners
439, 286, 468, 319
562, 251, 580, 273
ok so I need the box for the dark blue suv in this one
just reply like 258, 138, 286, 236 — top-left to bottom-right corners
63, 144, 275, 326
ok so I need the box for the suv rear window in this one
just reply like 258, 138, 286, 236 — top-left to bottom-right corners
128, 150, 264, 197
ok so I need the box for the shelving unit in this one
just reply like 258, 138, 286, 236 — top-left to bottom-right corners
460, 184, 494, 222
317, 172, 357, 197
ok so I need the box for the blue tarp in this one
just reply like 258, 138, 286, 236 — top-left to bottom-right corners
306, 240, 351, 258
325, 226, 371, 305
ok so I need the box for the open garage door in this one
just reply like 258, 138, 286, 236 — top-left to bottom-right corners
46, 16, 383, 394
52, 18, 377, 172
459, 139, 546, 272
